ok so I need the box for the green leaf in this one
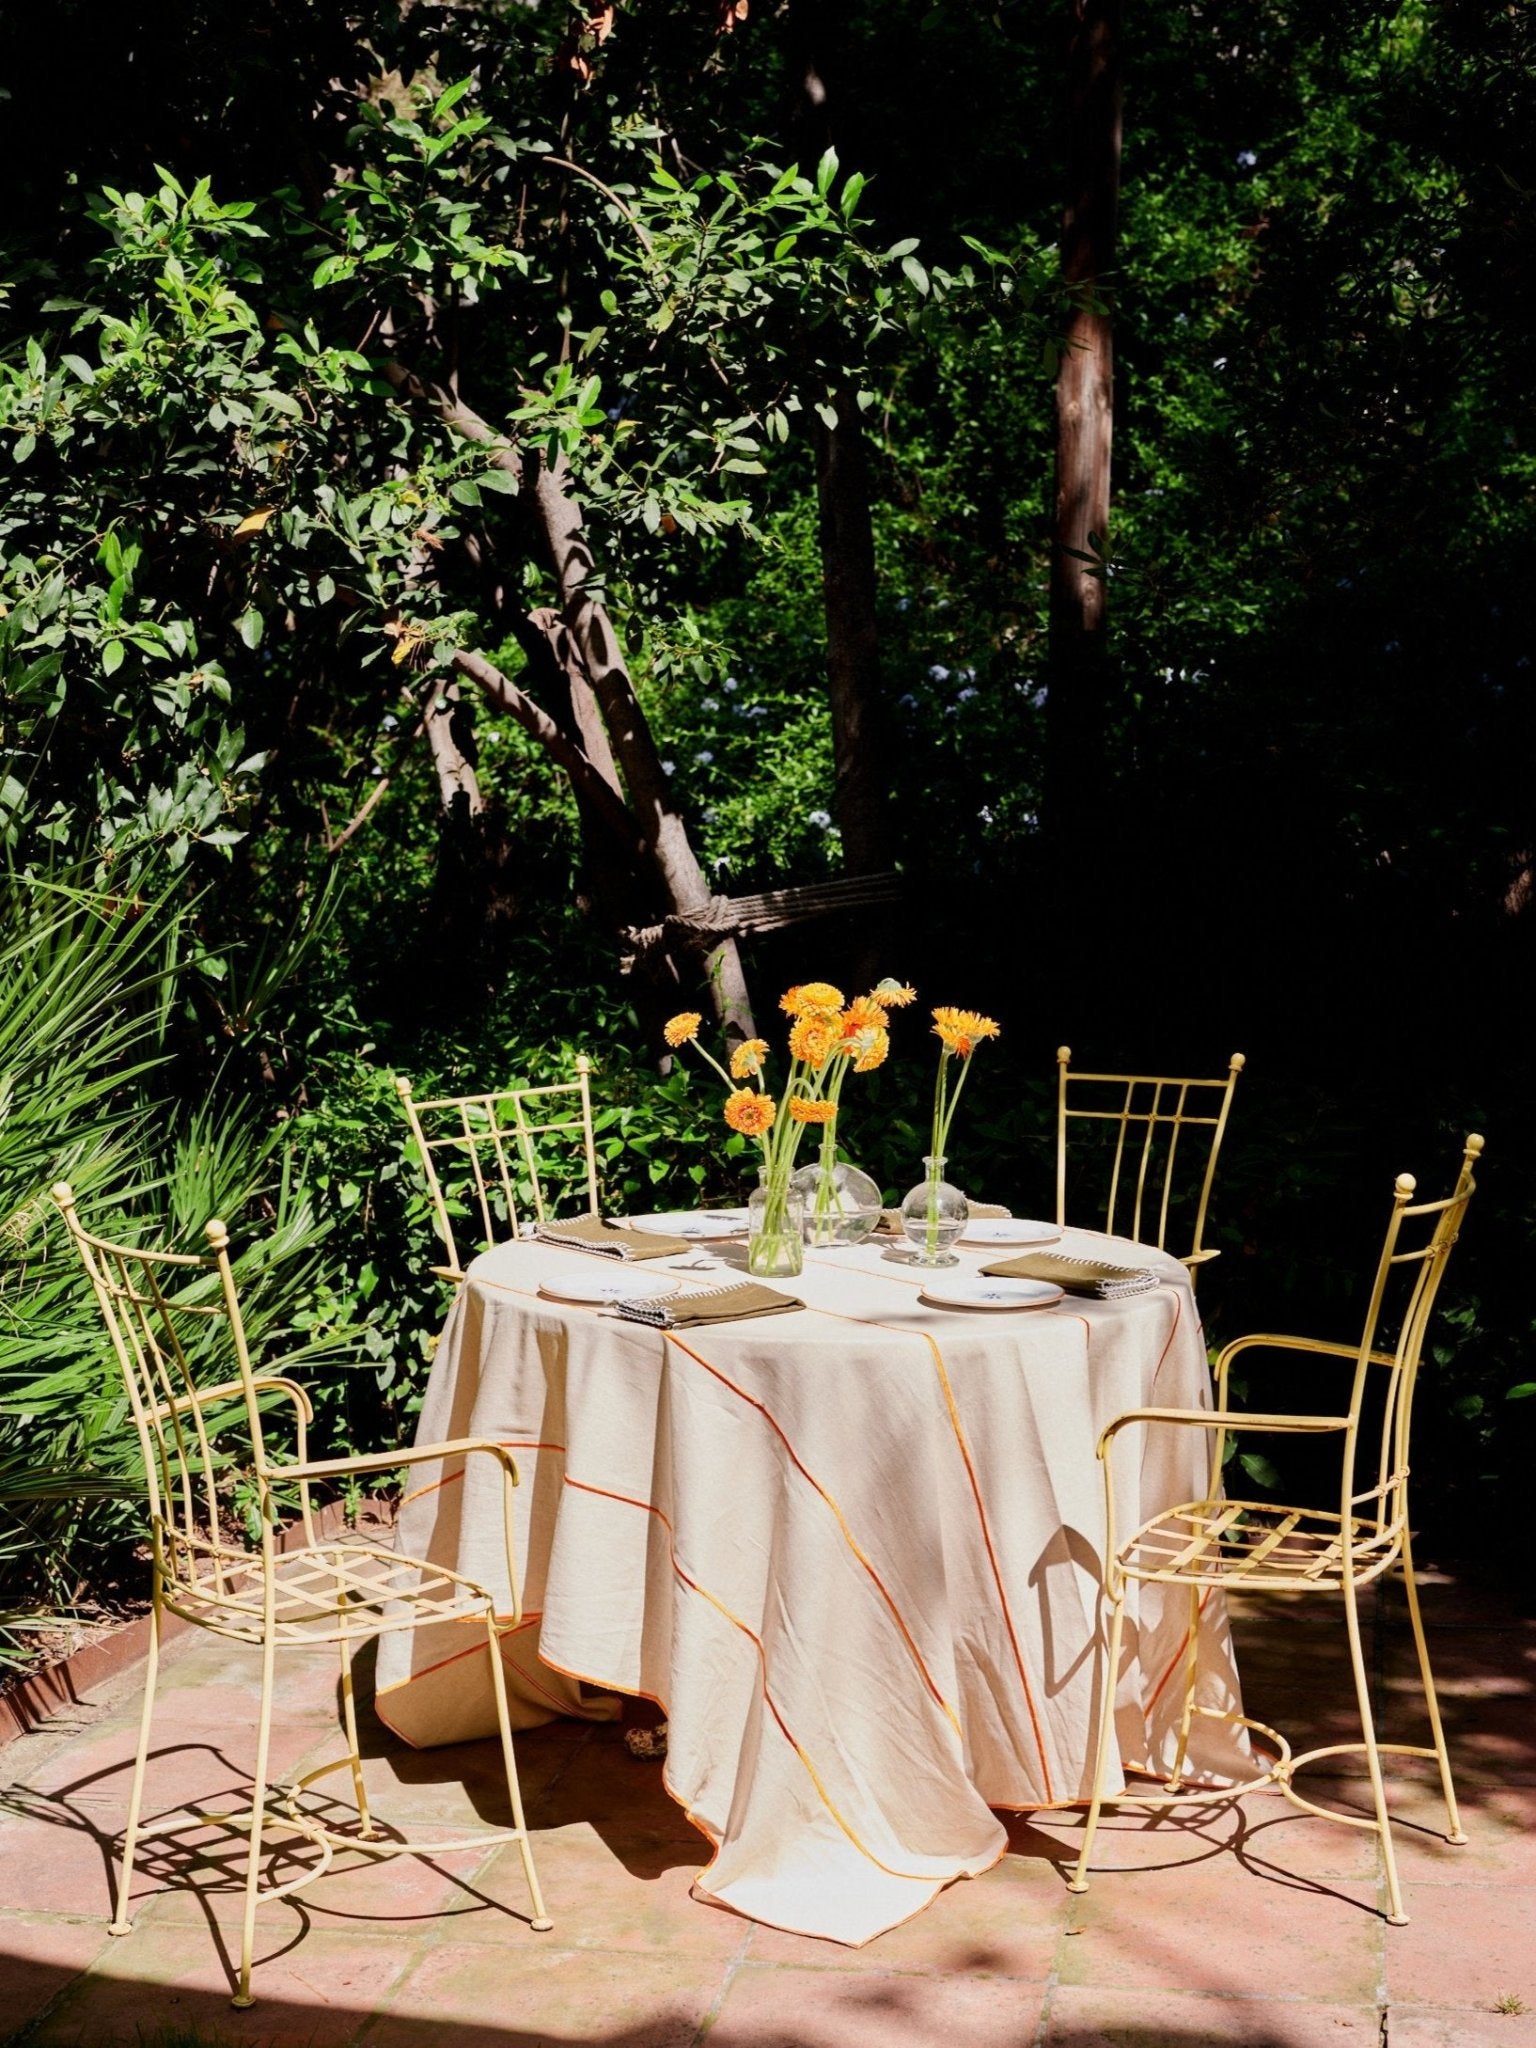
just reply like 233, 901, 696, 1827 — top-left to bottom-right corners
476, 468, 519, 495
12, 434, 36, 464
815, 147, 839, 196
901, 254, 930, 297
886, 237, 920, 259
448, 478, 483, 508
236, 610, 264, 649
1507, 1383, 1536, 1401
1237, 1451, 1281, 1489
841, 172, 867, 218
101, 639, 124, 677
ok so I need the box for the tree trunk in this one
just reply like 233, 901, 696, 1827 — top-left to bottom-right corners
525, 453, 757, 1042
1045, 0, 1122, 864
418, 677, 520, 1004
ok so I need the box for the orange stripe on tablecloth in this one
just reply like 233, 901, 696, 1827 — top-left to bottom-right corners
399, 1440, 567, 1508
562, 1473, 946, 1884
659, 1331, 962, 1739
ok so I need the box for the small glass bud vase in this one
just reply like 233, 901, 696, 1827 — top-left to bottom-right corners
901, 1155, 968, 1266
748, 1172, 806, 1277
792, 1152, 883, 1247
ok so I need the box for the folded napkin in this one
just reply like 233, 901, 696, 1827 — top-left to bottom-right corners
979, 1250, 1160, 1299
615, 1280, 804, 1329
535, 1216, 695, 1260
874, 1201, 1013, 1236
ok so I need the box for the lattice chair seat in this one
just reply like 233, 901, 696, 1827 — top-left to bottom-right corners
1118, 1498, 1402, 1593
163, 1535, 497, 1645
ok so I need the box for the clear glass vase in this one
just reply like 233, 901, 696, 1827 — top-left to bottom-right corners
792, 1147, 883, 1248
900, 1154, 969, 1266
748, 1172, 806, 1277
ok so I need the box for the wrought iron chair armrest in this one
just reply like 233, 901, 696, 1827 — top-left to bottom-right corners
1097, 1407, 1349, 1458
152, 1374, 315, 1427
1215, 1332, 1396, 1373
274, 1437, 521, 1487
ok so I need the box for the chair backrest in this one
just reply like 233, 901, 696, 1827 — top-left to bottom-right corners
1341, 1134, 1483, 1544
49, 1184, 293, 1592
395, 1057, 600, 1280
1055, 1047, 1245, 1263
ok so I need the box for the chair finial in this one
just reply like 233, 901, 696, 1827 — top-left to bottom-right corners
394, 1075, 414, 1100
1464, 1132, 1485, 1159
204, 1217, 231, 1251
1394, 1173, 1417, 1201
50, 1180, 76, 1209
1057, 1045, 1071, 1065
575, 1053, 592, 1075
1229, 1052, 1247, 1073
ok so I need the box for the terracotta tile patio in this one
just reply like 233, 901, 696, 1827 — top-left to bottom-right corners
0, 1566, 1530, 2048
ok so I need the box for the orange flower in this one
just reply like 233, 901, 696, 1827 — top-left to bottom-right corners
781, 981, 844, 1017
931, 1006, 1001, 1058
788, 1013, 837, 1067
664, 1011, 702, 1047
729, 1037, 769, 1080
850, 1024, 890, 1073
724, 1088, 775, 1136
788, 1096, 837, 1124
842, 995, 885, 1035
872, 979, 917, 1008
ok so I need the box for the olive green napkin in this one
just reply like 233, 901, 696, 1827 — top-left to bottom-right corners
535, 1215, 696, 1260
874, 1201, 1013, 1236
615, 1280, 804, 1329
979, 1250, 1159, 1299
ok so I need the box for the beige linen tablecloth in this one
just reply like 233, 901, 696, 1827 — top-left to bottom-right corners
373, 1227, 1246, 1945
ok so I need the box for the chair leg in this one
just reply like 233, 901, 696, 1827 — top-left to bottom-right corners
232, 1629, 278, 2008
1398, 1531, 1466, 1844
484, 1613, 552, 1932
1070, 1590, 1126, 1895
1342, 1575, 1408, 1926
336, 1611, 375, 1840
1165, 1582, 1202, 1795
108, 1586, 163, 1936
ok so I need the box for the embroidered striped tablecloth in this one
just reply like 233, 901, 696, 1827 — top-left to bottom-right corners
373, 1226, 1246, 1945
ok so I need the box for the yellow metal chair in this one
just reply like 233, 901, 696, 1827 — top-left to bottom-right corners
51, 1183, 552, 2010
1068, 1133, 1483, 1926
395, 1058, 600, 1283
1055, 1046, 1245, 1281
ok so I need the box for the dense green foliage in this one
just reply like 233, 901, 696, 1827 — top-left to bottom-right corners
0, 0, 1531, 1638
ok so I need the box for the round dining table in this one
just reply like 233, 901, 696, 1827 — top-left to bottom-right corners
373, 1220, 1248, 1946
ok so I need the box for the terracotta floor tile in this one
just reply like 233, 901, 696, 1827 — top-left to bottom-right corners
710, 1960, 1048, 2047
28, 1920, 417, 2046
1385, 1886, 1536, 2010
0, 1803, 163, 1921
345, 1728, 573, 1831
0, 1914, 117, 2036
1388, 2011, 1536, 2048
750, 1854, 1064, 1980
11, 1716, 324, 1810
460, 1822, 743, 1958
1053, 1856, 1382, 2003
362, 1939, 726, 2046
520, 1737, 708, 1840
1042, 1987, 1382, 2047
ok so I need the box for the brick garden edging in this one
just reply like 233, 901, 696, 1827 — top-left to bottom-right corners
0, 1496, 393, 1749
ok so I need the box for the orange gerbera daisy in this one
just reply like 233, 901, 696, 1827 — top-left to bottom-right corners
872, 979, 917, 1008
724, 1088, 775, 1136
788, 1096, 837, 1124
788, 1013, 837, 1067
664, 1011, 702, 1047
842, 995, 885, 1034
850, 1024, 890, 1073
781, 981, 844, 1017
931, 1006, 1002, 1058
729, 1037, 769, 1079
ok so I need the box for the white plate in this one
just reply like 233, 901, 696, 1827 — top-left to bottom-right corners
960, 1218, 1063, 1247
539, 1270, 680, 1306
630, 1211, 743, 1241
919, 1276, 1065, 1312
